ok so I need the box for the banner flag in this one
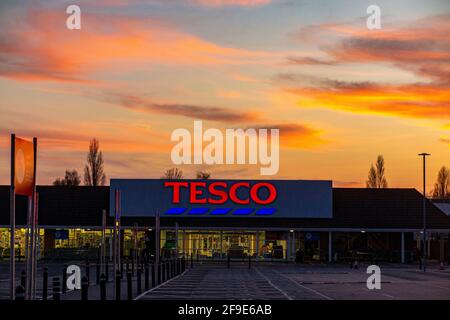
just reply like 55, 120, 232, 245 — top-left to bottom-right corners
14, 137, 35, 196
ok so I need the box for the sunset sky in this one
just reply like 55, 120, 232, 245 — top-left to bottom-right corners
0, 0, 449, 191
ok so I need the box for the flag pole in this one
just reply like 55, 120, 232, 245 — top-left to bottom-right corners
10, 134, 16, 300
30, 137, 37, 300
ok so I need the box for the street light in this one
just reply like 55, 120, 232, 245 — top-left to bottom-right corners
418, 153, 430, 272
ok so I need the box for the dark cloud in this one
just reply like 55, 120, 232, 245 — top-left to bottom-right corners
115, 93, 260, 123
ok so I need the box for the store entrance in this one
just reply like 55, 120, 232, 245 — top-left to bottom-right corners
160, 230, 288, 261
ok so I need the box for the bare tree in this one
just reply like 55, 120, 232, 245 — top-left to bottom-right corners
84, 138, 106, 186
196, 171, 211, 180
53, 169, 81, 186
431, 166, 450, 199
366, 155, 388, 188
162, 168, 184, 180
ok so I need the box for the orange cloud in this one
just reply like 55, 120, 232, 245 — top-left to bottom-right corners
286, 82, 449, 119
441, 137, 450, 146
0, 8, 273, 83
284, 15, 450, 121
247, 123, 326, 149
290, 15, 450, 83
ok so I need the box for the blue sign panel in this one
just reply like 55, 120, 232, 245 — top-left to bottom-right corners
110, 179, 332, 218
54, 229, 69, 240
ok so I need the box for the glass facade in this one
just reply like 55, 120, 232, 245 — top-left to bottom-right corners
160, 230, 288, 260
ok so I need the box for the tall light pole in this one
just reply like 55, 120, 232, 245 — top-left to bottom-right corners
418, 153, 430, 272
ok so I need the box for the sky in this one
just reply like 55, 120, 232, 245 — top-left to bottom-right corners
0, 0, 449, 191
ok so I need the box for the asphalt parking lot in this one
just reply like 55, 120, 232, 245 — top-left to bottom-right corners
137, 262, 450, 300
1, 261, 449, 300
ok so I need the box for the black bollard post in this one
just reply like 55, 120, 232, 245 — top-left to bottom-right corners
190, 253, 193, 268
167, 261, 171, 279
248, 255, 251, 269
162, 262, 166, 283
20, 270, 26, 288
227, 255, 230, 269
42, 267, 48, 300
131, 257, 135, 277
144, 264, 149, 291
85, 260, 90, 285
173, 260, 176, 277
182, 257, 185, 272
81, 276, 89, 301
126, 271, 132, 300
157, 263, 161, 285
137, 266, 142, 294
15, 285, 25, 300
100, 274, 106, 300
105, 262, 109, 282
151, 264, 156, 288
62, 265, 67, 294
52, 277, 61, 301
126, 258, 130, 274
115, 270, 121, 301
96, 263, 100, 285
120, 260, 124, 275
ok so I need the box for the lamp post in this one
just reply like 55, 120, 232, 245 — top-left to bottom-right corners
418, 153, 430, 272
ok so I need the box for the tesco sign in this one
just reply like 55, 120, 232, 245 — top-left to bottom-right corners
164, 181, 277, 205
110, 179, 333, 219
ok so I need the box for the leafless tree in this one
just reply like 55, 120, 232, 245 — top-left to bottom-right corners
53, 169, 81, 186
84, 138, 106, 186
366, 155, 388, 188
431, 166, 450, 199
196, 171, 211, 179
162, 168, 184, 180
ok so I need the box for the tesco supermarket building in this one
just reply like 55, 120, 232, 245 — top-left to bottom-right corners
1, 179, 450, 263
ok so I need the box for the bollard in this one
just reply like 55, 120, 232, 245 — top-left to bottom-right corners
42, 267, 48, 300
227, 255, 230, 269
182, 257, 185, 272
248, 255, 251, 269
157, 263, 161, 285
52, 277, 61, 301
131, 257, 135, 277
20, 270, 26, 288
162, 262, 166, 283
62, 265, 67, 294
173, 260, 176, 277
105, 263, 109, 282
126, 271, 132, 300
81, 276, 89, 301
144, 264, 149, 291
120, 260, 124, 275
85, 260, 90, 285
96, 263, 100, 285
126, 258, 130, 273
174, 259, 178, 275
137, 266, 142, 294
115, 270, 121, 300
151, 264, 156, 288
167, 261, 171, 279
190, 253, 193, 269
100, 274, 106, 300
15, 285, 25, 300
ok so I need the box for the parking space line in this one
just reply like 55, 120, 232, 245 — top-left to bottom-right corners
269, 268, 334, 301
135, 270, 187, 300
254, 267, 293, 300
